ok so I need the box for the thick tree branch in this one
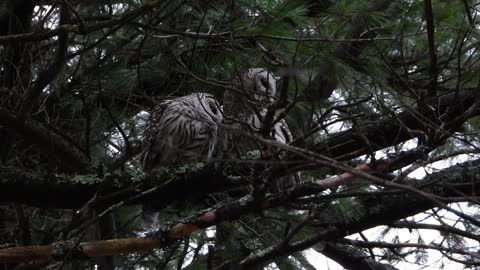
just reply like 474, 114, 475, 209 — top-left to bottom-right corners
233, 159, 480, 268
312, 90, 479, 160
0, 143, 428, 209
318, 243, 399, 270
1, 158, 480, 263
391, 221, 480, 242
0, 165, 242, 208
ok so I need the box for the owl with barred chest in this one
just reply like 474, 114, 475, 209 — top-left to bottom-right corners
222, 68, 298, 193
140, 92, 222, 230
213, 68, 297, 267
141, 92, 223, 171
223, 68, 292, 154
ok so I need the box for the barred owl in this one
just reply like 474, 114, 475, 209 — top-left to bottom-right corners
224, 68, 277, 121
215, 68, 297, 266
140, 92, 222, 230
222, 68, 297, 191
223, 68, 292, 153
141, 92, 223, 171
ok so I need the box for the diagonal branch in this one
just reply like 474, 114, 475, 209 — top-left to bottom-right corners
318, 243, 399, 270
340, 239, 480, 258
0, 109, 92, 172
312, 90, 479, 160
232, 159, 480, 269
1, 158, 480, 263
391, 221, 480, 242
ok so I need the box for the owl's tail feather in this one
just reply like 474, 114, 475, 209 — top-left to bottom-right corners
141, 205, 160, 231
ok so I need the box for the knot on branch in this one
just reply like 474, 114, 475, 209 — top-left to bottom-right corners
51, 240, 80, 260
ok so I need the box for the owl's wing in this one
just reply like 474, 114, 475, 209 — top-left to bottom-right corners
205, 124, 218, 160
178, 116, 216, 162
271, 119, 300, 192
273, 119, 292, 144
141, 101, 177, 171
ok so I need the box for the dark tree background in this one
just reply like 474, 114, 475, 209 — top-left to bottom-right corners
1, 0, 480, 269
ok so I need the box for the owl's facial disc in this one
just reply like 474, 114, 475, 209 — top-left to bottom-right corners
206, 98, 223, 122
260, 77, 270, 90
253, 74, 276, 106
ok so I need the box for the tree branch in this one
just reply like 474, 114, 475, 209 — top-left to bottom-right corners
17, 1, 69, 120
312, 90, 479, 160
1, 158, 480, 263
341, 239, 480, 258
319, 243, 399, 270
0, 109, 92, 172
0, 0, 171, 44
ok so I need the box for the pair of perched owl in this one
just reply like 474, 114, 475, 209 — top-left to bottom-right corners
141, 68, 291, 170
140, 68, 293, 229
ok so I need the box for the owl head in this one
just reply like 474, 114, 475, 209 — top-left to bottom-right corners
187, 92, 223, 123
226, 68, 279, 115
242, 68, 279, 105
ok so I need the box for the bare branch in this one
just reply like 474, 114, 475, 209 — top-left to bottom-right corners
0, 109, 92, 172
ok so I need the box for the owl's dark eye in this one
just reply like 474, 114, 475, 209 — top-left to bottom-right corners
209, 101, 218, 114
260, 77, 269, 89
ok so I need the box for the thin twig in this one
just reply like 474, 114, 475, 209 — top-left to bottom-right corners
424, 0, 438, 97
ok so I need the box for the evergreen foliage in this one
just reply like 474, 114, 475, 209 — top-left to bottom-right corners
1, 0, 480, 269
